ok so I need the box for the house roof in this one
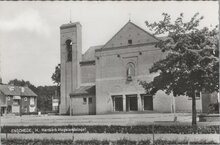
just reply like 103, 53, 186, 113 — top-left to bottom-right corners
0, 84, 37, 97
70, 85, 95, 97
82, 45, 103, 62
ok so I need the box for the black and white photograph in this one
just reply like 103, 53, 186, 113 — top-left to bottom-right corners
0, 1, 219, 145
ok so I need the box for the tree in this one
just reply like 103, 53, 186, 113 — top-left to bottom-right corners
36, 86, 57, 112
51, 64, 61, 86
140, 13, 219, 126
51, 64, 61, 99
8, 79, 38, 94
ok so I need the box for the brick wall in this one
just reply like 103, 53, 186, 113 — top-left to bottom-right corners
95, 44, 166, 114
60, 23, 82, 114
175, 95, 202, 113
70, 95, 95, 115
81, 64, 95, 84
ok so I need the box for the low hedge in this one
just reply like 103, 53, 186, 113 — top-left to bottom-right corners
1, 125, 219, 134
1, 139, 218, 145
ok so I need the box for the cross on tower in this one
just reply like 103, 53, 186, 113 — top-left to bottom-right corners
69, 9, 72, 23
129, 13, 131, 22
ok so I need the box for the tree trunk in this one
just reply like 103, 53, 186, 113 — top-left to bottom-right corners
192, 92, 197, 126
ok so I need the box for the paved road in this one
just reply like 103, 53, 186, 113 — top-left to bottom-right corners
1, 113, 218, 126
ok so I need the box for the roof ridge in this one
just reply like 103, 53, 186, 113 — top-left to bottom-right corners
102, 21, 130, 49
102, 21, 159, 49
0, 84, 37, 97
129, 21, 160, 41
83, 45, 104, 55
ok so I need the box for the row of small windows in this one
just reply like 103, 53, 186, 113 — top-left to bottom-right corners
7, 96, 28, 101
65, 39, 133, 62
83, 97, 92, 104
112, 39, 132, 47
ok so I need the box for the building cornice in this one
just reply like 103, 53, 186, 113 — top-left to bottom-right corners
95, 42, 157, 53
60, 22, 81, 29
80, 60, 95, 66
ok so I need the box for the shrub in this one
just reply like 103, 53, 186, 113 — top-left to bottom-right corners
1, 139, 218, 145
208, 102, 219, 114
116, 139, 136, 145
1, 124, 219, 134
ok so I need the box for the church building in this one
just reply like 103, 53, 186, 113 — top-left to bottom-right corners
59, 21, 216, 115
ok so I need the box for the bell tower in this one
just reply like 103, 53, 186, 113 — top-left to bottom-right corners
59, 22, 82, 114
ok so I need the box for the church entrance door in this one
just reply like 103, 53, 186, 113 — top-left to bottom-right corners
126, 95, 138, 111
142, 95, 153, 110
112, 95, 123, 112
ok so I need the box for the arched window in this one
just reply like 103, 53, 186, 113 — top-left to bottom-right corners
126, 62, 135, 81
66, 39, 72, 62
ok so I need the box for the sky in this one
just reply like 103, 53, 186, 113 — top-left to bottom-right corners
0, 1, 218, 86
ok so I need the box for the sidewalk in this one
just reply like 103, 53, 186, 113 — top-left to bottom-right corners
1, 113, 219, 126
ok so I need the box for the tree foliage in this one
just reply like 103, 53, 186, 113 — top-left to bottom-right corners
51, 64, 61, 86
36, 85, 57, 112
8, 79, 38, 94
140, 13, 219, 125
51, 63, 61, 105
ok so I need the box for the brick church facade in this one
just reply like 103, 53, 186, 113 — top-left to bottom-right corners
59, 21, 217, 115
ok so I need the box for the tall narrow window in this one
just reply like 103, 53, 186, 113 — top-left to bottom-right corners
83, 98, 87, 104
112, 95, 123, 112
89, 98, 92, 104
30, 97, 35, 105
126, 62, 135, 81
66, 40, 72, 62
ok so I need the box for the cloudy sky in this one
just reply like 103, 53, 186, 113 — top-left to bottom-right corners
0, 1, 218, 86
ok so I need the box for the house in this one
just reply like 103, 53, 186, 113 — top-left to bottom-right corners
59, 21, 217, 115
52, 98, 59, 112
0, 84, 37, 115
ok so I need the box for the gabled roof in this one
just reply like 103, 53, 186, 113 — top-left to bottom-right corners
0, 84, 37, 97
102, 21, 159, 49
70, 85, 95, 97
82, 45, 103, 62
